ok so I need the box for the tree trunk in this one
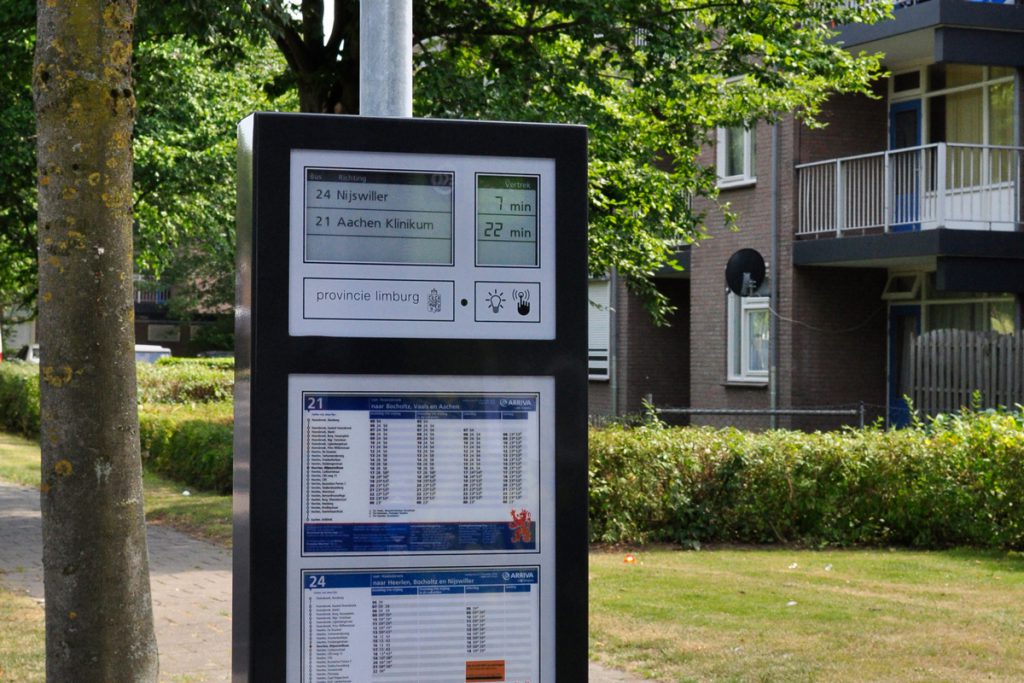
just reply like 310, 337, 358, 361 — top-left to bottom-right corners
33, 2, 159, 681
287, 40, 360, 114
266, 0, 361, 114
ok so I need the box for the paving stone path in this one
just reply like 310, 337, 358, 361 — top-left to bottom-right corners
0, 480, 644, 682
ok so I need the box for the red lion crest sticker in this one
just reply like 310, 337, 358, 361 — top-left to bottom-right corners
509, 508, 533, 544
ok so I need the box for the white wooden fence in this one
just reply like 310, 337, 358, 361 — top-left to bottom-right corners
907, 330, 1024, 416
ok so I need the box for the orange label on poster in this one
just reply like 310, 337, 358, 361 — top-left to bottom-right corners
466, 659, 506, 682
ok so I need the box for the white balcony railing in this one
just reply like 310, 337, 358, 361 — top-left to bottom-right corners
796, 143, 1024, 236
133, 275, 171, 305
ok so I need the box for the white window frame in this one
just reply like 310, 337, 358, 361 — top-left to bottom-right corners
588, 279, 611, 381
881, 272, 923, 301
727, 293, 770, 383
888, 65, 1015, 147
716, 125, 756, 189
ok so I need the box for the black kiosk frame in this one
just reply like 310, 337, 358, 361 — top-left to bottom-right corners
235, 113, 588, 682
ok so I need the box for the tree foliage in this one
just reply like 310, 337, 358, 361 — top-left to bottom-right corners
133, 35, 296, 317
130, 2, 291, 319
5, 1, 890, 324
0, 1, 39, 317
0, 1, 294, 321
258, 0, 889, 321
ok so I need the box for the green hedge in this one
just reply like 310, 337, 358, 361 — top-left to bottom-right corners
3, 361, 1022, 547
0, 361, 233, 418
0, 363, 233, 492
0, 362, 40, 438
155, 356, 234, 368
589, 411, 1024, 549
139, 403, 234, 493
136, 360, 234, 404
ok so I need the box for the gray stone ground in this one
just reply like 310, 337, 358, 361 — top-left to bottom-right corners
0, 482, 231, 682
0, 480, 644, 682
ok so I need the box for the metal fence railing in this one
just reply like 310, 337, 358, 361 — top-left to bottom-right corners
650, 403, 868, 428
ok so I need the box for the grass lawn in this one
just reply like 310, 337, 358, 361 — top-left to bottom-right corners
0, 432, 41, 489
5, 429, 1024, 681
0, 586, 44, 682
0, 431, 231, 546
590, 546, 1024, 682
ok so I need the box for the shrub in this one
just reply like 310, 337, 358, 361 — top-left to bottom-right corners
589, 410, 1024, 549
139, 402, 234, 493
3, 355, 1021, 543
136, 361, 234, 404
0, 363, 234, 492
155, 356, 234, 368
0, 362, 40, 438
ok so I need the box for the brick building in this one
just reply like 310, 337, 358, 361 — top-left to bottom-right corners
589, 0, 1024, 429
8, 277, 222, 359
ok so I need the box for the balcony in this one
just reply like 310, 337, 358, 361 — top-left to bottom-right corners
889, 0, 1014, 5
842, 0, 1018, 16
838, 0, 1024, 68
796, 143, 1023, 237
133, 275, 171, 306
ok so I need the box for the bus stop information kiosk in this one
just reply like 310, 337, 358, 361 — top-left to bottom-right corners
235, 113, 588, 682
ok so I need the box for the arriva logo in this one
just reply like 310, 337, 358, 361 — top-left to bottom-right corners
500, 398, 533, 408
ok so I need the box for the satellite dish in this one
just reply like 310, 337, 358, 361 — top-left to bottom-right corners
725, 249, 766, 297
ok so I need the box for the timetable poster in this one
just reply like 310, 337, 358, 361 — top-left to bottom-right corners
301, 567, 541, 683
287, 375, 557, 683
299, 391, 541, 556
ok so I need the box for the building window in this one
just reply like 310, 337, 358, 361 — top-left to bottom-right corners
920, 273, 1017, 334
147, 323, 181, 343
892, 64, 1016, 148
884, 270, 1018, 335
881, 272, 923, 300
717, 125, 756, 188
727, 293, 770, 382
926, 300, 1016, 334
588, 279, 611, 381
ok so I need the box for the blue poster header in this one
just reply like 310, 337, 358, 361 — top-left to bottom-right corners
303, 393, 538, 414
303, 567, 539, 591
304, 521, 537, 554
